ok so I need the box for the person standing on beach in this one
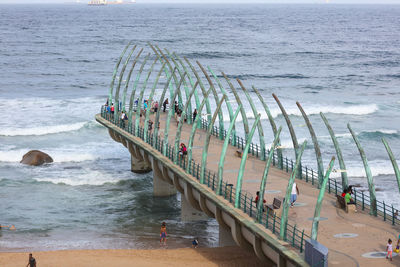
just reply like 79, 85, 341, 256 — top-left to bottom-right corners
160, 222, 167, 246
26, 253, 36, 267
290, 182, 299, 207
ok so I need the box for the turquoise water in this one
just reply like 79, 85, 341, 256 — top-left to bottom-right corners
0, 3, 399, 251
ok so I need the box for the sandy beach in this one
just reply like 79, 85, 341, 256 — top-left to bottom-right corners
0, 246, 264, 267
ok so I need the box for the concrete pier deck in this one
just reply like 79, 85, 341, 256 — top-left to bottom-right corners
98, 111, 400, 267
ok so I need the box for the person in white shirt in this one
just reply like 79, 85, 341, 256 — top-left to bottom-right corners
290, 182, 299, 207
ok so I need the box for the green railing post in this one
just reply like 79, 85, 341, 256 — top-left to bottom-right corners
384, 201, 386, 221
362, 191, 365, 211
300, 230, 305, 253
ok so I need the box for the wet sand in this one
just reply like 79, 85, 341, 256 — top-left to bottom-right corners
0, 246, 264, 267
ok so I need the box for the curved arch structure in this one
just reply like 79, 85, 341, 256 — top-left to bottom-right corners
237, 79, 266, 160
382, 138, 400, 193
252, 86, 283, 168
297, 101, 324, 187
235, 114, 261, 208
99, 43, 400, 266
222, 72, 250, 139
348, 123, 377, 216
272, 94, 302, 178
257, 126, 282, 222
108, 41, 132, 106
320, 112, 348, 189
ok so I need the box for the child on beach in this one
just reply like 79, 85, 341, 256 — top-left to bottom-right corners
192, 238, 199, 248
386, 239, 393, 261
160, 222, 167, 246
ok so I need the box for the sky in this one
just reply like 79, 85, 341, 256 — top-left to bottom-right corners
0, 0, 399, 4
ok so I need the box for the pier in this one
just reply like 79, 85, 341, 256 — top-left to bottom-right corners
96, 43, 400, 266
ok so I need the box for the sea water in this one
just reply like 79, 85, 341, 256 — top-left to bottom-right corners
0, 3, 399, 251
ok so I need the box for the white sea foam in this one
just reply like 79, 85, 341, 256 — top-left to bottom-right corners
0, 122, 88, 136
0, 148, 99, 163
219, 103, 379, 122
330, 160, 395, 178
34, 170, 127, 186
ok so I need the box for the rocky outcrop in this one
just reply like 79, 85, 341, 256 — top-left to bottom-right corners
20, 150, 53, 166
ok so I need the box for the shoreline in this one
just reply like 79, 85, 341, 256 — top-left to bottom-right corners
0, 247, 264, 267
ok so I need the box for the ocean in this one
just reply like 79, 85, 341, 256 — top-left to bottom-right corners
0, 3, 399, 251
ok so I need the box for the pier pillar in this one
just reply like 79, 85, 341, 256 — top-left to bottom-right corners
128, 143, 152, 174
181, 196, 208, 222
152, 159, 176, 197
219, 225, 237, 247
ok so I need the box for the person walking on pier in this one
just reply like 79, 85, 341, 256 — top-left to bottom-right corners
160, 222, 167, 246
163, 98, 168, 112
290, 183, 299, 207
386, 239, 393, 261
193, 108, 197, 122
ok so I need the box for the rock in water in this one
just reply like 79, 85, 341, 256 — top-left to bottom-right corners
20, 150, 53, 166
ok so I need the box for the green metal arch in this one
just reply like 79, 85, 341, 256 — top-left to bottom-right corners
114, 45, 137, 116
208, 67, 236, 145
186, 88, 213, 173
252, 86, 283, 168
196, 61, 225, 140
173, 82, 199, 163
382, 138, 400, 193
162, 72, 187, 155
235, 114, 261, 208
200, 96, 226, 184
165, 48, 198, 124
184, 57, 216, 125
173, 53, 211, 127
222, 72, 250, 139
148, 43, 183, 107
280, 141, 307, 240
108, 41, 132, 106
257, 126, 282, 222
153, 68, 176, 147
320, 112, 348, 189
121, 48, 144, 112
128, 53, 151, 127
311, 156, 335, 241
217, 106, 242, 195
143, 62, 167, 142
237, 79, 266, 160
297, 102, 324, 187
134, 58, 158, 136
272, 93, 302, 178
154, 45, 184, 107
348, 123, 377, 216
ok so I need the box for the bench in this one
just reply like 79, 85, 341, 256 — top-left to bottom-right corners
336, 195, 357, 213
235, 150, 248, 159
266, 197, 283, 217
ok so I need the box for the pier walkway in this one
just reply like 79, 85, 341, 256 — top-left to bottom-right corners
97, 110, 399, 267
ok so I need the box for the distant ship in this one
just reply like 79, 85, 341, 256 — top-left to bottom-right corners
88, 0, 107, 5
88, 0, 136, 5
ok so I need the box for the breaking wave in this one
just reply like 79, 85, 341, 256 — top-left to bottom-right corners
0, 122, 89, 136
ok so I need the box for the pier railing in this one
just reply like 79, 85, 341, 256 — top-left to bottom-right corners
197, 117, 400, 226
101, 107, 310, 253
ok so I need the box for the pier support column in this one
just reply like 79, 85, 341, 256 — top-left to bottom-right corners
152, 159, 176, 197
219, 225, 237, 247
181, 196, 208, 222
128, 142, 152, 174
